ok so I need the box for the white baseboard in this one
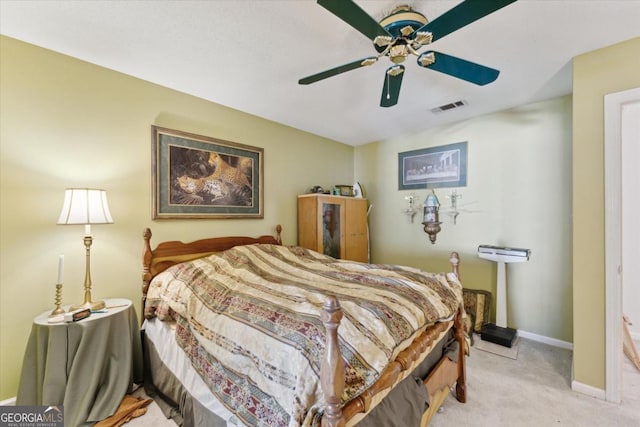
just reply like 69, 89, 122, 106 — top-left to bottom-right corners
571, 380, 606, 400
518, 329, 573, 350
0, 396, 16, 406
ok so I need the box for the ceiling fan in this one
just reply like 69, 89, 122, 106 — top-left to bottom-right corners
299, 0, 518, 107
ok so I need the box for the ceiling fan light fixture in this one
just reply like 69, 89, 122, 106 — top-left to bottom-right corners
414, 31, 433, 46
389, 44, 409, 63
400, 25, 415, 37
374, 35, 393, 47
417, 52, 436, 67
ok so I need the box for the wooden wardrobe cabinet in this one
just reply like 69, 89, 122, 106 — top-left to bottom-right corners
298, 194, 369, 263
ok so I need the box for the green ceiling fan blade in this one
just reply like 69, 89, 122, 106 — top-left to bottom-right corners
416, 0, 518, 42
299, 57, 377, 85
317, 0, 392, 42
418, 51, 499, 85
380, 65, 405, 108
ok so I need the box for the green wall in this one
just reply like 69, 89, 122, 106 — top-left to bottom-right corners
355, 97, 574, 341
572, 37, 640, 391
0, 36, 354, 399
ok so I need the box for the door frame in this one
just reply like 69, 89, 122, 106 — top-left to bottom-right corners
604, 87, 640, 403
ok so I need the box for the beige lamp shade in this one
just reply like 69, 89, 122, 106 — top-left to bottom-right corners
57, 188, 114, 225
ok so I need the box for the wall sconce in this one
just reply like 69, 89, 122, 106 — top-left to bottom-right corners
57, 188, 114, 310
422, 189, 441, 244
402, 193, 419, 223
446, 189, 461, 224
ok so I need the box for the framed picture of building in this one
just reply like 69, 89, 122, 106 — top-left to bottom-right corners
398, 141, 467, 190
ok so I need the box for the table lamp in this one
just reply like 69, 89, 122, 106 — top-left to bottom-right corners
57, 188, 114, 310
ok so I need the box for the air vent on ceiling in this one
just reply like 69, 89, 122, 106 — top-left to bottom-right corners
431, 100, 467, 114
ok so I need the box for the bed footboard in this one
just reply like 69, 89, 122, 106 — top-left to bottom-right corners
320, 252, 466, 427
420, 304, 467, 426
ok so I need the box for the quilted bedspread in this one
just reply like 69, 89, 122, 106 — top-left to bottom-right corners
145, 244, 463, 427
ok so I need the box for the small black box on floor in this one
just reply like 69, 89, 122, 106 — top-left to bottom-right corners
481, 323, 518, 348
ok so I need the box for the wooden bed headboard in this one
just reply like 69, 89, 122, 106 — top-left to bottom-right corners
141, 224, 282, 319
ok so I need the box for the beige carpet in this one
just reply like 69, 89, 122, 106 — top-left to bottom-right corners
127, 338, 640, 426
431, 338, 640, 427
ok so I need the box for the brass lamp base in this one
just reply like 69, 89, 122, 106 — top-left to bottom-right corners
70, 233, 106, 311
70, 298, 105, 311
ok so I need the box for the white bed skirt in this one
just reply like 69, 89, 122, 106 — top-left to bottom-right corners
143, 318, 241, 426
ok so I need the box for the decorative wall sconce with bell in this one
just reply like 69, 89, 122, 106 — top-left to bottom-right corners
422, 189, 441, 244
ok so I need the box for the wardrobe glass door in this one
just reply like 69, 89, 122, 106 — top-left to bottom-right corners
321, 202, 341, 258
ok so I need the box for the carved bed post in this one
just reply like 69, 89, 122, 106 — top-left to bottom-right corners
449, 252, 467, 402
449, 252, 460, 279
454, 304, 467, 403
449, 252, 467, 403
321, 295, 346, 427
142, 228, 153, 324
275, 224, 283, 245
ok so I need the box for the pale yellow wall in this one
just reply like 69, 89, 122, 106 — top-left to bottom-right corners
0, 36, 354, 399
572, 37, 640, 390
355, 96, 573, 341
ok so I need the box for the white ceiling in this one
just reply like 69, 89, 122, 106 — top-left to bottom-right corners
1, 0, 639, 146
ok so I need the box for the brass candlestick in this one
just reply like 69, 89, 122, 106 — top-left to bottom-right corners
50, 283, 66, 317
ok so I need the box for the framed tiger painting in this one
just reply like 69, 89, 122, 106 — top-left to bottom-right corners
151, 126, 264, 219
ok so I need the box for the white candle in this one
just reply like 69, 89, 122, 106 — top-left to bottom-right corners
57, 255, 64, 284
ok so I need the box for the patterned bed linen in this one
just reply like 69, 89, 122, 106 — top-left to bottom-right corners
145, 244, 463, 427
